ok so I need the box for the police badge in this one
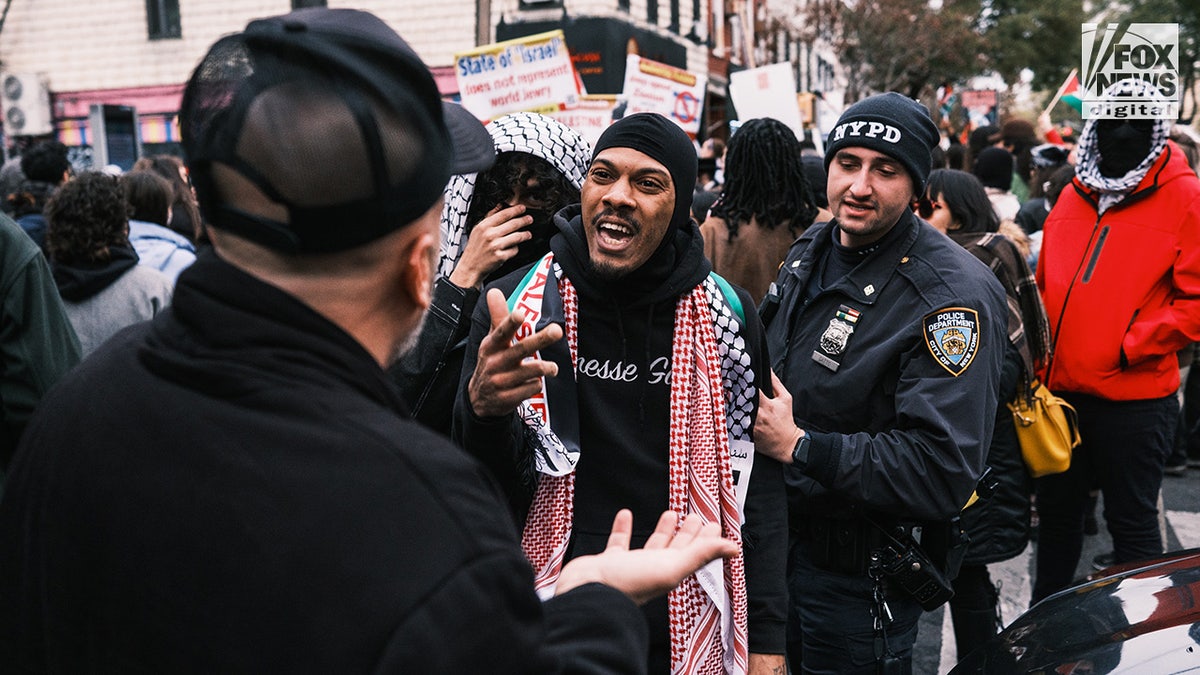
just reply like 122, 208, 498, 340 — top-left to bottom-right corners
820, 318, 855, 354
923, 307, 980, 376
812, 305, 861, 372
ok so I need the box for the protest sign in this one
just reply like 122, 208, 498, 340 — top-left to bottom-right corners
620, 54, 707, 137
455, 31, 581, 121
549, 95, 621, 148
728, 62, 804, 139
961, 89, 999, 127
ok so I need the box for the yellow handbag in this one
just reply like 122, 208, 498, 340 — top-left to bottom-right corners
1007, 378, 1081, 478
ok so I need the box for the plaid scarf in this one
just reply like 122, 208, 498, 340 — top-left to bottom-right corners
949, 230, 1050, 377
1075, 79, 1171, 215
513, 254, 752, 674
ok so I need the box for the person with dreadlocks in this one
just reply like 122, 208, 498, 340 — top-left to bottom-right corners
391, 111, 590, 435
456, 112, 788, 674
700, 118, 819, 304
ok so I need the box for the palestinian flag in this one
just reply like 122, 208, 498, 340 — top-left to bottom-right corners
1060, 73, 1082, 113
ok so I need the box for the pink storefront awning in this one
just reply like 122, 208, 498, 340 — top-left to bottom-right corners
53, 72, 456, 117
52, 83, 185, 119
48, 75, 458, 147
431, 66, 458, 97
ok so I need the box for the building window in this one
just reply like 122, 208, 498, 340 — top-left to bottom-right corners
146, 0, 181, 40
291, 0, 328, 8
519, 0, 563, 8
619, 0, 630, 12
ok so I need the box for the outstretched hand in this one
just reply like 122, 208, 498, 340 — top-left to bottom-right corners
467, 288, 564, 418
555, 509, 740, 606
754, 370, 802, 464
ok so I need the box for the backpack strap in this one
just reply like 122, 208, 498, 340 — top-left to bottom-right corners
708, 271, 745, 323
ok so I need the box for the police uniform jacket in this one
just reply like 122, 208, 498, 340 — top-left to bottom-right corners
764, 210, 1008, 524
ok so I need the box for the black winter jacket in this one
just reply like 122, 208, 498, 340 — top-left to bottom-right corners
0, 251, 648, 674
388, 276, 480, 434
959, 341, 1031, 564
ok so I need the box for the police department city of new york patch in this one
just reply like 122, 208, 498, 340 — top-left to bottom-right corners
923, 307, 980, 377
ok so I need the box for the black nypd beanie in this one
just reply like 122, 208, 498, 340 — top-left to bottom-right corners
824, 92, 940, 193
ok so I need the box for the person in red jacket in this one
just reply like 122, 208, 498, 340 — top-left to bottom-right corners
1032, 78, 1200, 602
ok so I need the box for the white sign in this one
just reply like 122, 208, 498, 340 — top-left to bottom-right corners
549, 95, 620, 149
728, 62, 804, 140
620, 54, 707, 137
454, 31, 580, 121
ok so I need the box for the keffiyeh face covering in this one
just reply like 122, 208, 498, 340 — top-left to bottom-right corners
1075, 79, 1172, 214
436, 113, 591, 279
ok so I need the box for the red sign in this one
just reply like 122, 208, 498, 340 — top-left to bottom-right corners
673, 91, 700, 124
961, 90, 998, 112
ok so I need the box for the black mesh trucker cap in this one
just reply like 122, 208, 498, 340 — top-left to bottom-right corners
180, 8, 494, 254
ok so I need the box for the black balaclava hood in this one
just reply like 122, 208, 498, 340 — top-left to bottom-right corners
1096, 119, 1155, 177
591, 113, 697, 235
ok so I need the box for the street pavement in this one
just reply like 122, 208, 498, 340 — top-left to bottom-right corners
912, 466, 1200, 673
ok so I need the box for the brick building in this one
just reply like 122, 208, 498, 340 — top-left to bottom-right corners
0, 0, 843, 161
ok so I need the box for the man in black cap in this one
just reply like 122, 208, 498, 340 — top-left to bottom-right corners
753, 92, 1007, 673
0, 9, 739, 672
457, 112, 788, 674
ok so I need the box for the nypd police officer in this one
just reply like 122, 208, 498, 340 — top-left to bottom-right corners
754, 93, 1008, 673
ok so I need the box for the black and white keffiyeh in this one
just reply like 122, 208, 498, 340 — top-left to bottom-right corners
1075, 79, 1172, 215
436, 113, 592, 278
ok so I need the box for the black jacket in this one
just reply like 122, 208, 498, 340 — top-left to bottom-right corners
388, 276, 480, 433
959, 341, 1031, 564
948, 231, 1041, 565
764, 211, 1008, 524
454, 207, 788, 664
0, 251, 648, 674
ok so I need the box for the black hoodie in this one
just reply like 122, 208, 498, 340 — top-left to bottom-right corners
51, 244, 139, 302
455, 206, 788, 662
550, 204, 712, 540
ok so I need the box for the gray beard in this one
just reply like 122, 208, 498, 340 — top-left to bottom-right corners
388, 309, 429, 366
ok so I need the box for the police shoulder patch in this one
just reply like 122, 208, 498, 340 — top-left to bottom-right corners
923, 307, 980, 377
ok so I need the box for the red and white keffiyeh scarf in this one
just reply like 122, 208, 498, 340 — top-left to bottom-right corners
512, 254, 751, 675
